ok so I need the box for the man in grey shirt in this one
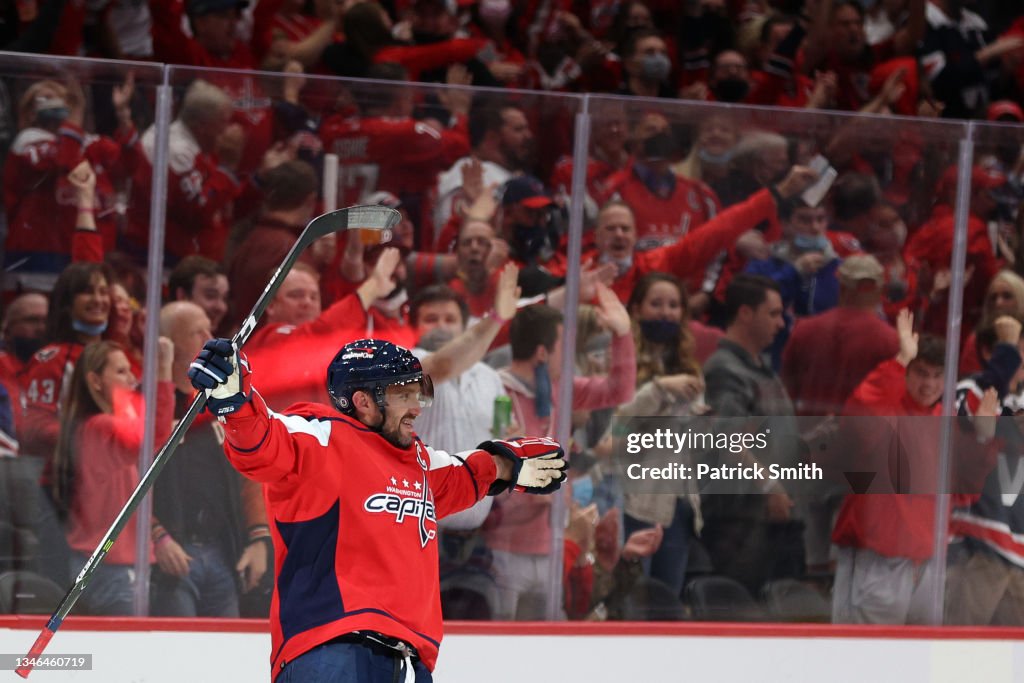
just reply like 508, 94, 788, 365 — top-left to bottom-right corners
702, 273, 804, 595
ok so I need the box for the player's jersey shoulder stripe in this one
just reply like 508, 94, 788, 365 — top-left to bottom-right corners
269, 410, 333, 446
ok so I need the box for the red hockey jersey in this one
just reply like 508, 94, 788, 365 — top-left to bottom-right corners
601, 164, 721, 251
126, 120, 241, 263
319, 114, 469, 208
220, 392, 498, 676
3, 123, 136, 282
20, 341, 82, 471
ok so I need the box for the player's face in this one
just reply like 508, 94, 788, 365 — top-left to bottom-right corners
72, 272, 111, 328
416, 301, 464, 340
190, 273, 229, 331
595, 206, 636, 261
906, 361, 944, 408
380, 382, 430, 448
637, 281, 683, 323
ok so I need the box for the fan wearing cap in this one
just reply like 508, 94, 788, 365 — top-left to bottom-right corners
599, 112, 722, 252
151, 0, 255, 69
781, 255, 899, 417
495, 175, 569, 295
977, 101, 1024, 202
904, 164, 1006, 339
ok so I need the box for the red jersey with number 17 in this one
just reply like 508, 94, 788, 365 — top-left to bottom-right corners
220, 392, 498, 677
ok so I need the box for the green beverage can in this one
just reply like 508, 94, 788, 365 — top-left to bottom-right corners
493, 395, 512, 437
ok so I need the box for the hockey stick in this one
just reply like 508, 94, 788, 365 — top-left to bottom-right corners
15, 204, 400, 679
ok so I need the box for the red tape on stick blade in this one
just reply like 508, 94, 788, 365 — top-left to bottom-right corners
15, 627, 55, 678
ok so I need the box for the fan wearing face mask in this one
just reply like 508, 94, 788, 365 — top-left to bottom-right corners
746, 200, 862, 369
616, 28, 676, 99
614, 272, 706, 597
3, 76, 137, 293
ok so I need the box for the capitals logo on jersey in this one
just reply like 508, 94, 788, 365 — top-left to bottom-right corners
363, 442, 436, 547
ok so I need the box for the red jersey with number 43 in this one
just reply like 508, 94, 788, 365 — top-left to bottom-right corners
319, 114, 469, 206
220, 392, 497, 677
20, 341, 82, 474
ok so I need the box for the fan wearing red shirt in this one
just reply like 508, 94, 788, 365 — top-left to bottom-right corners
127, 80, 242, 265
149, 0, 273, 173
600, 112, 721, 251
252, 0, 341, 67
320, 62, 471, 235
904, 165, 1005, 339
549, 100, 630, 215
799, 0, 925, 112
830, 309, 997, 624
3, 78, 139, 292
583, 164, 817, 303
781, 255, 900, 417
831, 310, 946, 624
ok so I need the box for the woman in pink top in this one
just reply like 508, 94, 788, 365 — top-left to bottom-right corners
52, 338, 174, 615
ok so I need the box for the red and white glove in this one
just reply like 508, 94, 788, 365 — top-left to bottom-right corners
479, 437, 567, 495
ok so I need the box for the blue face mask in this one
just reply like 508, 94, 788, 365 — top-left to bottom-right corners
572, 475, 594, 507
534, 361, 552, 418
72, 318, 108, 337
37, 106, 69, 128
793, 234, 829, 252
639, 319, 681, 344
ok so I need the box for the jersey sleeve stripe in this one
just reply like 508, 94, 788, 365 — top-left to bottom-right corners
269, 411, 333, 446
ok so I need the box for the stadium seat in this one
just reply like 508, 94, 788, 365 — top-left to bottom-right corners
684, 575, 766, 622
761, 578, 832, 623
0, 570, 63, 614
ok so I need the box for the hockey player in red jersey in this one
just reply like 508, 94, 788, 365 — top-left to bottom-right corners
189, 335, 566, 681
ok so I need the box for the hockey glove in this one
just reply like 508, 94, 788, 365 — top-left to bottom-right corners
187, 338, 252, 416
479, 437, 567, 495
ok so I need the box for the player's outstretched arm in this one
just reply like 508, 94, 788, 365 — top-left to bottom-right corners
479, 436, 567, 495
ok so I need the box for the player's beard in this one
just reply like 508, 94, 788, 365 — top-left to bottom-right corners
381, 410, 416, 449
